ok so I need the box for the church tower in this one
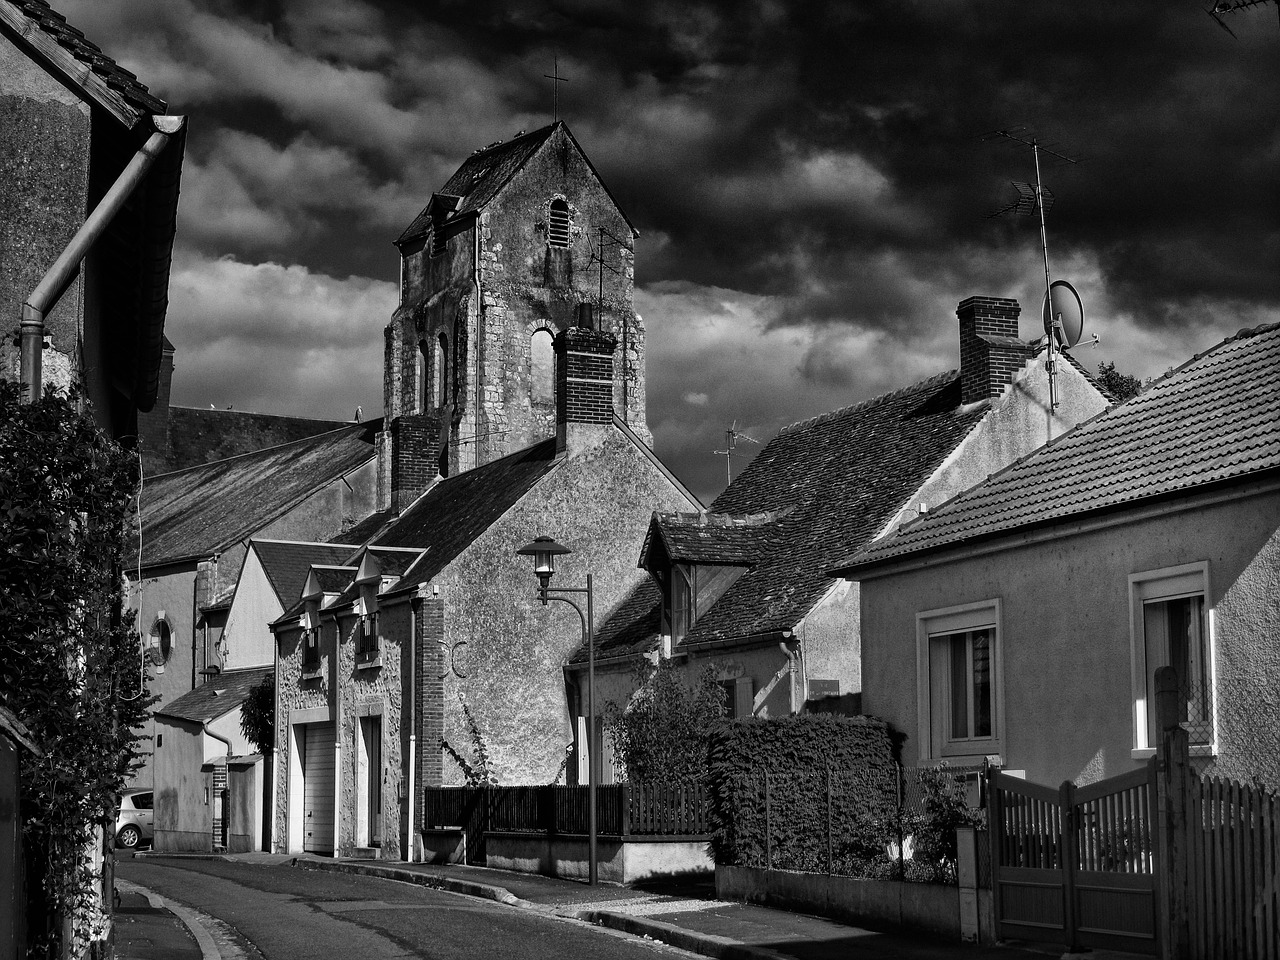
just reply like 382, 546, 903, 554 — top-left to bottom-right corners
378, 122, 649, 513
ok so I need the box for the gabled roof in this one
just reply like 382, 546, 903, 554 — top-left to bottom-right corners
139, 421, 379, 568
642, 510, 790, 567
374, 438, 560, 587
396, 122, 635, 246
252, 540, 360, 608
0, 0, 165, 125
304, 565, 357, 597
156, 666, 272, 725
837, 323, 1280, 574
659, 371, 988, 646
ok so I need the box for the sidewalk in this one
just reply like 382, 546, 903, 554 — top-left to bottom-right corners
113, 881, 209, 960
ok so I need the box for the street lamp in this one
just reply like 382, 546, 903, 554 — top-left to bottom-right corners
516, 535, 598, 886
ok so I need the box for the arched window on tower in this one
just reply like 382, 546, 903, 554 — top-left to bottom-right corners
548, 199, 571, 248
531, 328, 554, 404
434, 334, 448, 408
417, 343, 428, 413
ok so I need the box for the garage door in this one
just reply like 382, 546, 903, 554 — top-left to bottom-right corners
302, 722, 335, 854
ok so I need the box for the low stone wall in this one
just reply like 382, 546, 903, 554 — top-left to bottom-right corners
716, 865, 995, 944
420, 829, 712, 883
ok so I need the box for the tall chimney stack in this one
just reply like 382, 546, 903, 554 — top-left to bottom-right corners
957, 296, 1031, 405
555, 326, 617, 454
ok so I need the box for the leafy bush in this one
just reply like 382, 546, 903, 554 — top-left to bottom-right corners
240, 673, 275, 754
0, 384, 154, 958
603, 659, 725, 784
706, 715, 900, 868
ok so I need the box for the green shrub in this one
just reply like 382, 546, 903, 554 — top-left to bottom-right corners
706, 715, 900, 868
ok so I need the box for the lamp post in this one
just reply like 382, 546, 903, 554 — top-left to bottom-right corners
516, 535, 597, 886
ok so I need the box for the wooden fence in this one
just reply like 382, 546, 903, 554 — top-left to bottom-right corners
422, 782, 708, 837
1179, 772, 1280, 959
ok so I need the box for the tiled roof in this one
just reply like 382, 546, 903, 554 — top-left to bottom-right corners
837, 323, 1280, 573
154, 407, 351, 474
2, 0, 166, 116
644, 510, 790, 566
397, 125, 558, 245
252, 541, 359, 607
332, 509, 395, 546
668, 371, 987, 646
138, 421, 379, 567
373, 438, 560, 586
156, 666, 272, 725
310, 565, 356, 594
569, 578, 663, 665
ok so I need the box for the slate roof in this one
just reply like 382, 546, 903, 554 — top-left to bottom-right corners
156, 666, 272, 725
332, 509, 395, 546
138, 421, 379, 567
837, 322, 1280, 574
252, 541, 359, 607
568, 578, 663, 666
373, 438, 560, 586
643, 510, 791, 567
397, 125, 558, 245
154, 407, 351, 474
2, 0, 166, 115
309, 565, 357, 595
660, 371, 987, 647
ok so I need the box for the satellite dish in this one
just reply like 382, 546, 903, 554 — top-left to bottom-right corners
1042, 279, 1084, 349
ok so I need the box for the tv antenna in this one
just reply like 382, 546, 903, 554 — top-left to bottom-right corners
1207, 0, 1278, 37
713, 421, 760, 486
981, 127, 1080, 412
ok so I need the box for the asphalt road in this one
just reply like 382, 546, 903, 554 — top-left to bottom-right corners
116, 856, 694, 960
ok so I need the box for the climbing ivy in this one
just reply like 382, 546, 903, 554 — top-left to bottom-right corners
0, 383, 154, 959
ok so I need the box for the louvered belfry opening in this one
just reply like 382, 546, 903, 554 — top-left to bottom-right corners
548, 198, 571, 247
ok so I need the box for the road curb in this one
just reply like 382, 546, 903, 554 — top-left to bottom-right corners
295, 859, 528, 908
115, 879, 223, 960
580, 911, 791, 960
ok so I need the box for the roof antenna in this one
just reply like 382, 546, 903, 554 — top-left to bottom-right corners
587, 227, 634, 413
981, 127, 1081, 412
713, 421, 760, 486
543, 53, 570, 123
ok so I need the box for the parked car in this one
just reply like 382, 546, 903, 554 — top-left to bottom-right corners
114, 789, 154, 849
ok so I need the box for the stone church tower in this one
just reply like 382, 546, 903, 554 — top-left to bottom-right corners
378, 122, 649, 512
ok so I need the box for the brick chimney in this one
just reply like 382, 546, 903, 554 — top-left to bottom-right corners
555, 326, 617, 454
390, 412, 445, 513
957, 296, 1031, 405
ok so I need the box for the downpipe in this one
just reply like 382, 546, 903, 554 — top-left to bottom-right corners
19, 117, 185, 401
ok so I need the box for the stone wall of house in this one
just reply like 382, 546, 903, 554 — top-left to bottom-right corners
0, 33, 91, 394
858, 488, 1280, 788
272, 620, 333, 851
332, 609, 404, 860
399, 429, 696, 787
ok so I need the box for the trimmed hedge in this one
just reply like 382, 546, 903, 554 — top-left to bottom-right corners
707, 714, 901, 870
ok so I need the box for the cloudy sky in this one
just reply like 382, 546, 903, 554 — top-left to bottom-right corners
66, 0, 1278, 501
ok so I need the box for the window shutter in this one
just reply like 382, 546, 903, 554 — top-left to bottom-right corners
734, 677, 755, 719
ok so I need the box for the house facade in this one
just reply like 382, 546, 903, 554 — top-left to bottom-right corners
836, 322, 1280, 788
129, 424, 378, 790
270, 126, 700, 857
574, 296, 1111, 776
1, 0, 184, 439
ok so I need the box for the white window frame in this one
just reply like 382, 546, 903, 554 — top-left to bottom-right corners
1128, 562, 1216, 760
916, 599, 1004, 763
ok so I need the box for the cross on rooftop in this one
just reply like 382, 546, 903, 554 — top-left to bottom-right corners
543, 54, 570, 122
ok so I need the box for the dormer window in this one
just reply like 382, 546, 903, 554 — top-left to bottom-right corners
664, 563, 748, 648
548, 198, 571, 248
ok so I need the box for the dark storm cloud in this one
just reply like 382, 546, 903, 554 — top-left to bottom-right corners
58, 0, 1278, 501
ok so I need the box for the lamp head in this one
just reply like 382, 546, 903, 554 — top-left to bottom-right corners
516, 536, 572, 591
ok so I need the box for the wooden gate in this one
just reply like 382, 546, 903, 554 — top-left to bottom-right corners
990, 760, 1158, 954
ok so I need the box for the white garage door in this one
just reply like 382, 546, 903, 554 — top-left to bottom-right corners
302, 722, 335, 854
